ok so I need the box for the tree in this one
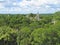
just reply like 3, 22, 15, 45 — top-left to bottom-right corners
0, 26, 17, 45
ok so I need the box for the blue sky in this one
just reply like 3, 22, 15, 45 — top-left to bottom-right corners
0, 0, 60, 14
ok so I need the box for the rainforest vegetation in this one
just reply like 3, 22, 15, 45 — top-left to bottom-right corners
0, 11, 60, 45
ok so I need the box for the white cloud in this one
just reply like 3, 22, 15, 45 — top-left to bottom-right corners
18, 0, 60, 6
12, 2, 17, 6
0, 0, 4, 1
0, 3, 4, 9
9, 7, 21, 12
0, 0, 60, 14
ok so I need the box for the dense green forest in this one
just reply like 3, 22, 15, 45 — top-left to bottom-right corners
0, 11, 60, 45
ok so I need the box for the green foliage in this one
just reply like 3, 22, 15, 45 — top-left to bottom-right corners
0, 11, 60, 45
